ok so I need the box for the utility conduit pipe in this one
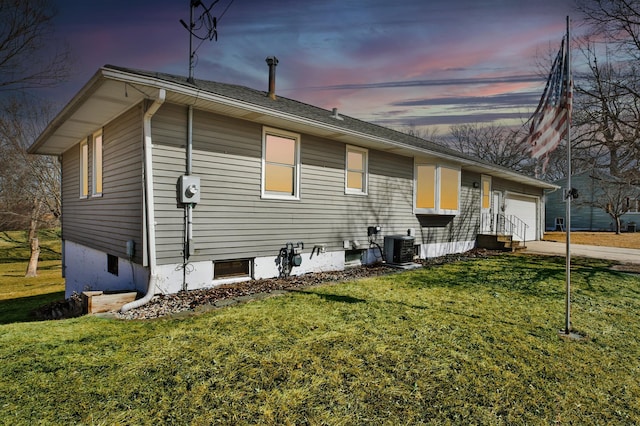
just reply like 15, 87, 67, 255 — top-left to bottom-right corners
183, 104, 194, 291
121, 89, 166, 313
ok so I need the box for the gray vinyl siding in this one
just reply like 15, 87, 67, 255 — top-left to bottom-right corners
61, 105, 144, 263
151, 103, 482, 264
545, 173, 640, 231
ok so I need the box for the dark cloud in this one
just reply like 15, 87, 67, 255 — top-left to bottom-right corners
373, 111, 529, 127
393, 92, 542, 108
309, 74, 542, 91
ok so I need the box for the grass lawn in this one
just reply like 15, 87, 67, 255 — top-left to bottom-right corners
1, 253, 639, 424
0, 230, 64, 323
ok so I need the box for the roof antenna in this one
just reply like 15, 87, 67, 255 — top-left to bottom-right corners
180, 0, 223, 83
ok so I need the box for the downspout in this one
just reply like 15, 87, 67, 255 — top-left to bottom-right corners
58, 156, 65, 279
121, 89, 166, 312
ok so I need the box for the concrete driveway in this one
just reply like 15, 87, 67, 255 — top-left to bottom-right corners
525, 240, 640, 265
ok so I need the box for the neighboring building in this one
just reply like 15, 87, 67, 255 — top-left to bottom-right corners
29, 63, 556, 302
546, 169, 640, 231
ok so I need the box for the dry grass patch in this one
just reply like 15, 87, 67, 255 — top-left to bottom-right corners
544, 231, 640, 249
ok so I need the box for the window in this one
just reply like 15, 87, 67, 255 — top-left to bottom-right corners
344, 249, 364, 267
481, 177, 491, 209
415, 164, 435, 209
262, 127, 300, 199
92, 131, 103, 196
439, 166, 459, 211
80, 138, 88, 198
414, 162, 460, 214
345, 145, 368, 195
107, 254, 118, 276
214, 259, 252, 279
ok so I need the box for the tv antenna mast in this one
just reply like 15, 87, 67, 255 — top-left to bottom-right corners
180, 0, 221, 83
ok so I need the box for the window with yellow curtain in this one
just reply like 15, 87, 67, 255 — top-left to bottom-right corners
92, 131, 103, 196
262, 128, 300, 199
439, 166, 459, 211
80, 138, 88, 198
482, 178, 491, 209
415, 164, 435, 209
346, 145, 368, 194
414, 162, 460, 214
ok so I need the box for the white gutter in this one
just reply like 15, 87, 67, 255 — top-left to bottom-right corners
121, 89, 166, 313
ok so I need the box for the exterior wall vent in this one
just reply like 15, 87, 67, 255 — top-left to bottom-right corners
384, 235, 415, 264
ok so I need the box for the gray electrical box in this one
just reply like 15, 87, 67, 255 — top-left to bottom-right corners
178, 175, 201, 204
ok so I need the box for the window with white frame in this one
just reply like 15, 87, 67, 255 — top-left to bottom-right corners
262, 127, 300, 199
92, 131, 103, 196
80, 138, 88, 198
345, 145, 368, 195
414, 162, 460, 215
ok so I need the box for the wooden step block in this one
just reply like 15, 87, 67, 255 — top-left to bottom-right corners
82, 291, 137, 314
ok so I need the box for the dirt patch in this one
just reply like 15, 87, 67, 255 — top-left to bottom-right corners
543, 232, 640, 249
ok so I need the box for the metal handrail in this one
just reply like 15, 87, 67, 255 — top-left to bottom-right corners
480, 213, 529, 243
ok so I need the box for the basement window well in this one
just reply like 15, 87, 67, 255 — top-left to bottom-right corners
214, 259, 253, 279
344, 249, 364, 268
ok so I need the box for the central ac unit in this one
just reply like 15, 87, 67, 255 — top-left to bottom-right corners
384, 235, 415, 264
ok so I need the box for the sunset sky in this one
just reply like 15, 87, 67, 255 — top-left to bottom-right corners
49, 0, 578, 134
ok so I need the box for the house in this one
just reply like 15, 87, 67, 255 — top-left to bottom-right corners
29, 62, 557, 309
546, 169, 640, 231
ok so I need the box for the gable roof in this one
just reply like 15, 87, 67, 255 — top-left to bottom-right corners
30, 64, 557, 189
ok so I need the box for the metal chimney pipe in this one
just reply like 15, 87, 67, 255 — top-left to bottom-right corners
266, 56, 278, 100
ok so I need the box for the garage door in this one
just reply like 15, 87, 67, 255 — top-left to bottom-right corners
504, 194, 538, 241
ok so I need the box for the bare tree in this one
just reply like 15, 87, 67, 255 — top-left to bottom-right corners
400, 124, 442, 143
0, 99, 60, 276
0, 0, 69, 94
575, 170, 640, 234
578, 0, 640, 62
573, 1, 640, 180
0, 0, 68, 276
571, 40, 640, 179
446, 123, 537, 174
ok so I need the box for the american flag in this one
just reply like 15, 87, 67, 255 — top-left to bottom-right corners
525, 37, 572, 170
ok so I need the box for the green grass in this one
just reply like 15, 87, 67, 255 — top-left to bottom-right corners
0, 229, 64, 323
1, 254, 639, 424
0, 229, 61, 263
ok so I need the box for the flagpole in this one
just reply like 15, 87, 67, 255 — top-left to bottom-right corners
564, 15, 572, 335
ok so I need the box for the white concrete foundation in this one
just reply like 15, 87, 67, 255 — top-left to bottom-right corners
419, 240, 475, 258
155, 261, 214, 294
64, 240, 473, 299
64, 240, 148, 298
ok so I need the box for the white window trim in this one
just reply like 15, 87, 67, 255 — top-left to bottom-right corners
413, 161, 461, 215
345, 145, 368, 195
91, 130, 103, 197
261, 126, 301, 200
79, 138, 88, 199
